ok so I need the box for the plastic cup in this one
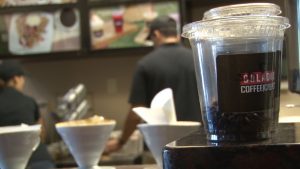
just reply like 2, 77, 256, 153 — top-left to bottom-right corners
182, 3, 290, 142
112, 10, 124, 34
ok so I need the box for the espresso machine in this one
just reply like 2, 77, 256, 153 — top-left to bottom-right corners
163, 2, 300, 169
47, 84, 91, 161
55, 83, 90, 121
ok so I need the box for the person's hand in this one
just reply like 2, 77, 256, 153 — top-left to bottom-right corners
104, 138, 123, 154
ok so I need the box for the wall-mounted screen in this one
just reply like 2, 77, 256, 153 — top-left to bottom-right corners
0, 8, 81, 56
90, 1, 180, 50
0, 0, 76, 7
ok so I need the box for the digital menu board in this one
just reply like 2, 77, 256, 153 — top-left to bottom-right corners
0, 8, 81, 55
90, 1, 180, 50
0, 0, 76, 7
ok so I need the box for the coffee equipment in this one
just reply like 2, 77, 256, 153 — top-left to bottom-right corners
163, 123, 300, 169
0, 125, 41, 169
48, 84, 91, 162
55, 118, 116, 169
55, 84, 90, 121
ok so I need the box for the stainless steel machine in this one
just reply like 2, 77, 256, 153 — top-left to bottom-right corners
55, 83, 90, 121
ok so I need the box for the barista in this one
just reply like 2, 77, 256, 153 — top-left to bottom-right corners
106, 16, 202, 153
0, 60, 54, 169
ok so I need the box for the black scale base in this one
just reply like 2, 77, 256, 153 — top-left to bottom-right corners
163, 123, 300, 169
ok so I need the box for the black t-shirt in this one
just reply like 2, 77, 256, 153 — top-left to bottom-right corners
0, 87, 54, 168
129, 43, 202, 122
0, 87, 39, 126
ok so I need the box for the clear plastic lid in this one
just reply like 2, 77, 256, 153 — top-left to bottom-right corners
182, 3, 290, 39
182, 15, 290, 39
203, 3, 281, 20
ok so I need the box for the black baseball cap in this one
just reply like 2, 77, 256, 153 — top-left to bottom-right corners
146, 16, 178, 40
0, 60, 25, 82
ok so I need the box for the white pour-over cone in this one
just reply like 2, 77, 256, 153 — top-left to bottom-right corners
0, 125, 41, 169
56, 121, 116, 169
138, 122, 200, 169
133, 88, 177, 125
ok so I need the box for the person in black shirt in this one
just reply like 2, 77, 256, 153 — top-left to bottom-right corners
105, 16, 201, 153
0, 60, 54, 169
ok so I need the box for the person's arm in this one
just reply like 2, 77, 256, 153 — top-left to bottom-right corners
32, 99, 47, 143
105, 63, 148, 153
105, 104, 144, 153
119, 104, 144, 145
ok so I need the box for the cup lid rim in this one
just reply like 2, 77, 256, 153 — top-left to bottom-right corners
182, 15, 290, 39
203, 3, 281, 20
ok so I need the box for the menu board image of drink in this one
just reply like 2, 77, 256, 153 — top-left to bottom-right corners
90, 1, 180, 50
0, 8, 81, 55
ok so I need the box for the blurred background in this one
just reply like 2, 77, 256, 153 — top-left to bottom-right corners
1, 0, 300, 168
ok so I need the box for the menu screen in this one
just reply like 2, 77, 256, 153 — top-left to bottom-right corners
0, 8, 81, 55
90, 1, 180, 50
0, 0, 76, 7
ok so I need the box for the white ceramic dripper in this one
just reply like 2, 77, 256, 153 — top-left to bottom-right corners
138, 122, 200, 169
0, 125, 41, 169
56, 120, 116, 169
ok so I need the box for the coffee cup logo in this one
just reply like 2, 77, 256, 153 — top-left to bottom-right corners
240, 71, 275, 93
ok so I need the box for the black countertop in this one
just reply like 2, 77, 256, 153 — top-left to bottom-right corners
58, 164, 157, 169
163, 123, 300, 169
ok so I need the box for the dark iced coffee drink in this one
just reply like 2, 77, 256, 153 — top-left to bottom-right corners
182, 3, 290, 142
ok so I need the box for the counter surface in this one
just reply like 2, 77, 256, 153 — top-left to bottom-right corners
169, 123, 299, 146
59, 164, 157, 169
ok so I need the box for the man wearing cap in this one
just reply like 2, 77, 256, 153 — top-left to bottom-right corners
0, 60, 54, 169
106, 16, 201, 152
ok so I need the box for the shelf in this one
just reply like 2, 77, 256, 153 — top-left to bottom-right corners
18, 47, 153, 63
0, 51, 81, 60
